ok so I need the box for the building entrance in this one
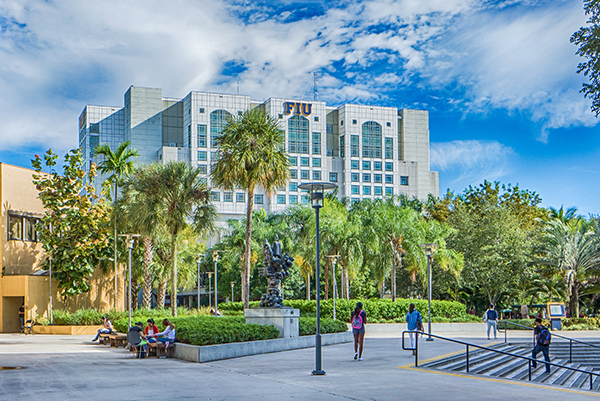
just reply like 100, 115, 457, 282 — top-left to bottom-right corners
2, 296, 24, 333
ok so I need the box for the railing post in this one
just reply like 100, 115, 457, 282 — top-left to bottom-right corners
466, 344, 470, 373
528, 360, 532, 381
504, 323, 507, 344
415, 333, 419, 367
591, 373, 593, 390
570, 340, 573, 363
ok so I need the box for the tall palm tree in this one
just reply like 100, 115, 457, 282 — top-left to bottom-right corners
211, 109, 289, 308
136, 162, 217, 316
294, 255, 313, 300
94, 141, 139, 309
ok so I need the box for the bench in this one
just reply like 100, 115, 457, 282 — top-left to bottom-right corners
148, 342, 175, 358
109, 334, 128, 348
98, 333, 112, 345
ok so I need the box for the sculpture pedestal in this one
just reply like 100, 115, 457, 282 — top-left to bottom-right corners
244, 307, 300, 338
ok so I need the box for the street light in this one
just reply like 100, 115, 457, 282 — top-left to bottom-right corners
420, 243, 437, 341
326, 255, 340, 320
119, 234, 140, 329
207, 272, 213, 308
212, 251, 225, 312
231, 282, 235, 302
299, 181, 337, 376
197, 255, 203, 310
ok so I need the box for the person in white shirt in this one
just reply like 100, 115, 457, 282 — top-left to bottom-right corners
152, 318, 175, 345
92, 316, 113, 342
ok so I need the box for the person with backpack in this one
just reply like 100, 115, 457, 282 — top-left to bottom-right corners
483, 304, 498, 340
350, 302, 367, 361
532, 317, 552, 373
406, 303, 423, 356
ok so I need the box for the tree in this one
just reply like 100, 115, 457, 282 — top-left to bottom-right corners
571, 0, 600, 116
211, 109, 289, 308
135, 162, 217, 316
93, 141, 139, 309
32, 149, 112, 305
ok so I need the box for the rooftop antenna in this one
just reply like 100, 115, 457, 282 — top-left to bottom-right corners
313, 72, 318, 101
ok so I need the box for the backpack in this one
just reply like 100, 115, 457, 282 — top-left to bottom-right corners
482, 311, 488, 322
352, 312, 363, 330
539, 327, 551, 345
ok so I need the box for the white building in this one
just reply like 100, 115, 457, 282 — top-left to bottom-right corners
80, 86, 439, 222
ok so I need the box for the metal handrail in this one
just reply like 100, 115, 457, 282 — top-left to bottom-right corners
497, 320, 600, 363
401, 330, 599, 391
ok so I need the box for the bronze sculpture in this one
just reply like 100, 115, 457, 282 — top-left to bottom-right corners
260, 235, 294, 307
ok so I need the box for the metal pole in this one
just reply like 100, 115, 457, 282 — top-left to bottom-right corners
128, 244, 132, 329
332, 258, 337, 321
208, 275, 212, 308
49, 223, 53, 325
313, 205, 325, 375
214, 258, 218, 312
231, 282, 235, 302
197, 259, 201, 310
427, 254, 433, 341
466, 344, 470, 372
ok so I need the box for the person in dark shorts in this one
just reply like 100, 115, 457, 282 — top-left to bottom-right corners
18, 304, 25, 329
350, 302, 367, 361
532, 317, 552, 373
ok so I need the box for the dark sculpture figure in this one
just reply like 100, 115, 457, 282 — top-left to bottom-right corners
260, 235, 294, 307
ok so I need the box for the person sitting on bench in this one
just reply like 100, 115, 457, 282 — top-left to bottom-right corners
150, 319, 175, 347
128, 321, 149, 357
92, 316, 113, 342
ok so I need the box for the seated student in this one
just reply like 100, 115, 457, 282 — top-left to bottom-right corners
145, 319, 159, 344
151, 319, 176, 346
128, 322, 148, 357
92, 316, 113, 342
210, 308, 223, 317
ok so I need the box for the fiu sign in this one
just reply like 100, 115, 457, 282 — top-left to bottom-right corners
283, 102, 312, 116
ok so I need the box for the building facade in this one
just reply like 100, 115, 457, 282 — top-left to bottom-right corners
80, 86, 439, 222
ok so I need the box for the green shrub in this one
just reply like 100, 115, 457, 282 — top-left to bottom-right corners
298, 318, 349, 336
42, 307, 211, 326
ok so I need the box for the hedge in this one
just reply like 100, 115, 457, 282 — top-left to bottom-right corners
299, 318, 348, 336
41, 307, 209, 326
500, 318, 600, 331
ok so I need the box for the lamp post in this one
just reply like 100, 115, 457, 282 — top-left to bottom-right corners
299, 182, 337, 376
326, 255, 340, 320
48, 222, 53, 325
119, 234, 140, 329
208, 272, 212, 308
231, 282, 235, 302
421, 243, 437, 341
197, 256, 203, 310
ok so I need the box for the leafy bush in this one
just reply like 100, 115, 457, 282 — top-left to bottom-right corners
299, 318, 349, 336
42, 307, 210, 326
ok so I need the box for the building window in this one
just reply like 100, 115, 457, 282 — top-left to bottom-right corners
385, 175, 394, 184
187, 125, 192, 148
362, 121, 382, 158
301, 170, 310, 180
224, 192, 233, 202
374, 161, 382, 171
351, 185, 360, 195
374, 186, 383, 196
290, 169, 298, 179
401, 176, 409, 186
341, 120, 344, 126
351, 198, 360, 205
313, 158, 321, 168
288, 115, 310, 154
300, 157, 310, 167
210, 110, 232, 147
238, 111, 243, 116
289, 156, 297, 166
351, 173, 359, 182
211, 150, 219, 161
89, 136, 99, 159
312, 132, 321, 155
277, 185, 286, 192
385, 137, 393, 159
198, 151, 207, 161
24, 218, 38, 242
363, 173, 371, 183
385, 187, 393, 196
8, 215, 22, 240
197, 125, 207, 148
374, 174, 382, 183
278, 114, 283, 119
311, 171, 320, 180
362, 161, 371, 170
236, 193, 245, 203
198, 165, 208, 175
352, 119, 357, 125
351, 160, 359, 170
210, 192, 220, 202
350, 135, 359, 157
314, 116, 319, 122
386, 121, 391, 127
329, 172, 338, 182
277, 194, 286, 205
289, 195, 298, 204
289, 182, 298, 192
199, 108, 205, 114
254, 194, 264, 204
385, 162, 394, 172
363, 186, 371, 195
340, 136, 345, 158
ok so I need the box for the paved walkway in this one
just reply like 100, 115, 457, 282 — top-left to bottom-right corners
1, 330, 599, 400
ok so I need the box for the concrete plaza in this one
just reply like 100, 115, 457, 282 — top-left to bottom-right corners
1, 330, 599, 400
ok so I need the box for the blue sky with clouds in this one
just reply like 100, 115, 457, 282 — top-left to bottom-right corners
0, 0, 598, 214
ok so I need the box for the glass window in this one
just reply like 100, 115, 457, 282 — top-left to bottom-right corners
385, 175, 394, 184
197, 125, 207, 148
277, 194, 286, 205
313, 171, 321, 180
277, 185, 286, 192
341, 120, 344, 126
374, 186, 383, 196
362, 121, 382, 158
198, 151, 207, 161
187, 125, 192, 148
314, 116, 319, 122
8, 215, 22, 240
351, 173, 359, 182
374, 161, 382, 171
340, 136, 345, 158
254, 194, 264, 204
289, 182, 298, 192
385, 137, 393, 159
401, 176, 409, 186
210, 192, 220, 202
374, 174, 382, 183
24, 218, 38, 242
210, 110, 232, 147
290, 169, 298, 179
385, 162, 394, 171
363, 173, 371, 183
301, 170, 310, 180
351, 160, 359, 169
224, 192, 233, 202
385, 187, 393, 196
363, 186, 371, 195
278, 114, 283, 119
386, 121, 391, 127
351, 198, 360, 205
352, 119, 357, 125
351, 185, 360, 195
238, 111, 243, 116
236, 193, 245, 203
199, 108, 205, 114
351, 135, 359, 157
312, 132, 321, 155
289, 156, 298, 166
301, 194, 310, 205
211, 150, 219, 161
362, 161, 371, 170
300, 157, 310, 167
89, 136, 99, 159
198, 165, 208, 175
313, 158, 321, 167
288, 115, 310, 154
329, 172, 338, 182
289, 195, 298, 204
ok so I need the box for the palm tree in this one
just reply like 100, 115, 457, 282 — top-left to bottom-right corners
136, 162, 217, 316
547, 206, 580, 224
211, 109, 289, 308
94, 141, 139, 309
294, 255, 313, 300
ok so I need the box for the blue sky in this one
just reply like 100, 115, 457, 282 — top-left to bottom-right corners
0, 0, 598, 214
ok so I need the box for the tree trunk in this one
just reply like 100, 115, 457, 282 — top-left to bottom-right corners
324, 260, 329, 300
114, 182, 119, 310
572, 280, 580, 318
344, 268, 350, 299
391, 261, 397, 302
306, 274, 311, 301
142, 236, 153, 309
170, 234, 178, 317
157, 277, 167, 308
243, 187, 255, 309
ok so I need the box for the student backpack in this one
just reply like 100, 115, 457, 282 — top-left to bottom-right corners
352, 312, 363, 330
539, 327, 552, 345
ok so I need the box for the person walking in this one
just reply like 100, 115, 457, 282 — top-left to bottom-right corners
350, 302, 367, 361
532, 317, 552, 373
483, 304, 498, 340
406, 303, 423, 356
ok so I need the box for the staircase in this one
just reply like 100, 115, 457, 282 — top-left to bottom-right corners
420, 341, 600, 391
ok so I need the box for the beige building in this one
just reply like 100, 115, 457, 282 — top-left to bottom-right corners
0, 163, 122, 332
